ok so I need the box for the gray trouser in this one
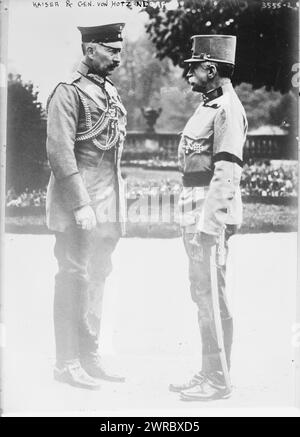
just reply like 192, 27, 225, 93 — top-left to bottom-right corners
182, 226, 236, 374
53, 223, 120, 365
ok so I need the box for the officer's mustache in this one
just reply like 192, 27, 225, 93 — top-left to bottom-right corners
109, 62, 120, 70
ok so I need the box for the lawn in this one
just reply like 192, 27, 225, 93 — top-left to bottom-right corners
5, 166, 297, 236
5, 202, 297, 237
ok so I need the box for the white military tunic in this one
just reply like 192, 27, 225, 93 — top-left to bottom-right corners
178, 81, 248, 235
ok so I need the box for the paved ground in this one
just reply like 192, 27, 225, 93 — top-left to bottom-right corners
2, 233, 298, 415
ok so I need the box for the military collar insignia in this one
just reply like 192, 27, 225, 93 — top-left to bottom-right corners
76, 61, 105, 87
75, 61, 116, 89
86, 73, 105, 87
202, 86, 223, 105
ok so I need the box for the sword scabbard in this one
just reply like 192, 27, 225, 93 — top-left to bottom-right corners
217, 227, 226, 267
210, 245, 232, 391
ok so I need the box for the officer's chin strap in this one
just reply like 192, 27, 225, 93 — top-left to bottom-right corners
210, 228, 232, 391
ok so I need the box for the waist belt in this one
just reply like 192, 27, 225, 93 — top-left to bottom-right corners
182, 171, 213, 187
182, 151, 243, 187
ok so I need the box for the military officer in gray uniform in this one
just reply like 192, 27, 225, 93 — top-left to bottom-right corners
169, 35, 248, 401
46, 23, 127, 389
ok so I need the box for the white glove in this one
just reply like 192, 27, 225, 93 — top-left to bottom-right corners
74, 205, 96, 231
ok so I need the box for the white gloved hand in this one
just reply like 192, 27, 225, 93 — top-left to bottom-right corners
74, 205, 97, 231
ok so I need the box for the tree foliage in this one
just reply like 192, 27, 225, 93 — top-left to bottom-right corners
112, 37, 171, 130
112, 36, 202, 131
113, 36, 296, 133
269, 91, 298, 133
145, 0, 299, 93
7, 74, 47, 192
235, 83, 280, 129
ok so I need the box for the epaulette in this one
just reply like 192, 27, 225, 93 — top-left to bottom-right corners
57, 70, 82, 85
46, 72, 81, 111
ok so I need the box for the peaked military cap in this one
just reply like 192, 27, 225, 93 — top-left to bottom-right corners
184, 35, 236, 65
78, 23, 125, 43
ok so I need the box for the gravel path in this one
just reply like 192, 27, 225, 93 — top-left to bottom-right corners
2, 233, 298, 415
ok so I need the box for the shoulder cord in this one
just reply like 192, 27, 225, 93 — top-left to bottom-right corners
74, 86, 120, 151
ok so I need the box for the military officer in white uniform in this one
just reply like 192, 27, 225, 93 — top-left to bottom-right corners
46, 23, 127, 389
169, 35, 248, 401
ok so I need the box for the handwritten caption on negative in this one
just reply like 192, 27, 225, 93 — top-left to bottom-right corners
32, 1, 166, 8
